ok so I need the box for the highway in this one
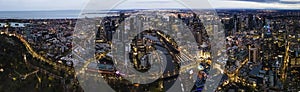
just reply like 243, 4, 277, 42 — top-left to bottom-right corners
223, 57, 249, 86
0, 30, 202, 84
281, 42, 290, 81
1, 31, 73, 78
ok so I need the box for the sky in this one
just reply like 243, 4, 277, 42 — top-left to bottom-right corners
0, 0, 300, 11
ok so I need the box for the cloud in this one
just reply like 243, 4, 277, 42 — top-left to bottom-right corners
210, 0, 300, 9
0, 0, 300, 11
134, 0, 172, 4
227, 0, 300, 4
0, 0, 87, 11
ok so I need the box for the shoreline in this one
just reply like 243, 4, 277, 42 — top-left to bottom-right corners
0, 9, 300, 20
0, 18, 79, 20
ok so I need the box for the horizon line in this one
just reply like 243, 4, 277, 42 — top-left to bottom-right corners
1, 8, 300, 12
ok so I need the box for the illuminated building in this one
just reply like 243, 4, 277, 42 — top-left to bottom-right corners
249, 45, 258, 63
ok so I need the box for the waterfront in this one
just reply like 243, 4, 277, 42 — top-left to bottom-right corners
0, 9, 299, 91
0, 10, 80, 19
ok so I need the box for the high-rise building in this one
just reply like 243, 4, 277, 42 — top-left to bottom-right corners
248, 14, 255, 30
249, 45, 258, 63
191, 15, 203, 46
97, 26, 107, 43
233, 14, 238, 34
130, 18, 135, 31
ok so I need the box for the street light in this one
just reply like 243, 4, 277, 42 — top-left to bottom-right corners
4, 24, 8, 28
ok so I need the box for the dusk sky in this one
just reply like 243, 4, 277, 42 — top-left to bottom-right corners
0, 0, 300, 11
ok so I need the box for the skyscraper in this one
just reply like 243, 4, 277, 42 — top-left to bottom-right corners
249, 45, 258, 63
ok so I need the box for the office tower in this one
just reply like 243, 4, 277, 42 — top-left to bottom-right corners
233, 14, 238, 34
97, 26, 107, 43
177, 14, 181, 19
248, 14, 254, 30
130, 18, 135, 31
168, 16, 175, 31
191, 15, 203, 46
249, 45, 258, 63
119, 12, 125, 23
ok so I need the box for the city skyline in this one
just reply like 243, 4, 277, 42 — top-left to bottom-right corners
0, 8, 299, 91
